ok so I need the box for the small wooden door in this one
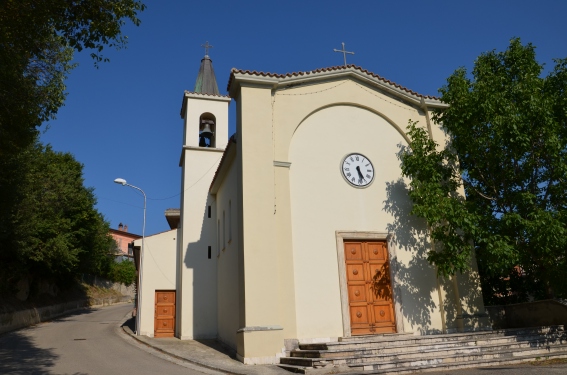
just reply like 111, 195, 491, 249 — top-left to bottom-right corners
345, 240, 396, 335
154, 290, 175, 338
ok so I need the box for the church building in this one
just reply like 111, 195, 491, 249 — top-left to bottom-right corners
135, 50, 491, 365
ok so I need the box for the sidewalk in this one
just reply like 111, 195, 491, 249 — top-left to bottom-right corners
120, 315, 290, 375
120, 314, 567, 375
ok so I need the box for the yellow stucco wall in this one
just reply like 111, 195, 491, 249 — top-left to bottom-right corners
214, 157, 241, 349
288, 104, 443, 337
135, 229, 177, 337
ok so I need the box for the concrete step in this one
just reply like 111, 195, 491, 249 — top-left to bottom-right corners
281, 335, 567, 367
348, 344, 567, 371
280, 326, 567, 374
290, 333, 567, 358
299, 326, 564, 351
338, 332, 415, 342
349, 350, 567, 375
279, 350, 567, 375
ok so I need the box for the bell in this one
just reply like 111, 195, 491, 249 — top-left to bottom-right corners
200, 123, 214, 138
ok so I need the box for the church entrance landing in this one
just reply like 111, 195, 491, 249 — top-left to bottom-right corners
344, 240, 396, 335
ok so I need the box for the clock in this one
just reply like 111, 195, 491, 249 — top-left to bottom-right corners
341, 153, 374, 188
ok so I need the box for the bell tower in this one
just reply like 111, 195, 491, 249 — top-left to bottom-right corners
180, 46, 230, 148
177, 44, 231, 340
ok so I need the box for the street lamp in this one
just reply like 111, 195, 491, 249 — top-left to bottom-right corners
114, 178, 146, 336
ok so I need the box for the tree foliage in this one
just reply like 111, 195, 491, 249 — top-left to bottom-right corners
0, 143, 115, 288
0, 0, 146, 158
0, 0, 145, 294
110, 260, 137, 287
400, 39, 567, 302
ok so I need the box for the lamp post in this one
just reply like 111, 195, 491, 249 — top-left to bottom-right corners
114, 178, 146, 336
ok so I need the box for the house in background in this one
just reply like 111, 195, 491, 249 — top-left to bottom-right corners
136, 52, 492, 364
109, 223, 141, 261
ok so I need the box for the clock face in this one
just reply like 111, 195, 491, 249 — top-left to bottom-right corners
341, 153, 374, 188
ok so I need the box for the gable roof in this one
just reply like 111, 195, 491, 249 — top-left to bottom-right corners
227, 64, 446, 108
109, 228, 142, 239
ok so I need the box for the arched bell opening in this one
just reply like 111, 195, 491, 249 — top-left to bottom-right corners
198, 113, 216, 148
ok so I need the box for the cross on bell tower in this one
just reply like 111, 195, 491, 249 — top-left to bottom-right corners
201, 41, 213, 57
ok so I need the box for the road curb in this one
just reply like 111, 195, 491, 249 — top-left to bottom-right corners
118, 313, 242, 375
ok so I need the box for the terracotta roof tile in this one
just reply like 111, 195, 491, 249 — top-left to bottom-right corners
226, 64, 439, 100
184, 90, 231, 98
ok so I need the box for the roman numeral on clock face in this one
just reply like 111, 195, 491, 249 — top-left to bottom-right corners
342, 153, 374, 188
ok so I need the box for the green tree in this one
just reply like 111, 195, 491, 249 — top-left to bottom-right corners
0, 1, 145, 295
110, 260, 137, 287
0, 0, 146, 158
400, 39, 567, 303
1, 142, 115, 288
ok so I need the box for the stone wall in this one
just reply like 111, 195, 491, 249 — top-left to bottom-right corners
82, 274, 136, 298
0, 296, 133, 335
486, 299, 567, 329
0, 300, 88, 335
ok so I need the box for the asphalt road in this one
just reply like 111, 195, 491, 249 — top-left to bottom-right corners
1, 303, 566, 375
0, 304, 223, 375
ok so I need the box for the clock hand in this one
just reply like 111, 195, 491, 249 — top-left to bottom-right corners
356, 166, 365, 184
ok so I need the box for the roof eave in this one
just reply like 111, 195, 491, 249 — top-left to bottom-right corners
228, 73, 279, 97
180, 91, 232, 119
228, 66, 446, 108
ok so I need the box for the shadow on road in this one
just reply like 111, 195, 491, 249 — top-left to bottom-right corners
195, 339, 237, 360
0, 309, 98, 374
122, 315, 136, 332
0, 330, 59, 374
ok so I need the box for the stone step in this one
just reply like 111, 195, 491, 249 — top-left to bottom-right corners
279, 350, 567, 375
348, 344, 567, 371
349, 350, 567, 375
281, 335, 567, 367
290, 333, 567, 360
299, 325, 565, 351
338, 332, 415, 342
280, 326, 567, 374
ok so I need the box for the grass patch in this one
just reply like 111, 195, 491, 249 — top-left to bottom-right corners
82, 283, 123, 300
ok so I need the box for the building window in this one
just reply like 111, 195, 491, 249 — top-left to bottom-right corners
222, 210, 226, 250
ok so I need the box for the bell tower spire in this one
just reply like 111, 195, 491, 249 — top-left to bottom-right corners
193, 41, 220, 96
179, 42, 230, 149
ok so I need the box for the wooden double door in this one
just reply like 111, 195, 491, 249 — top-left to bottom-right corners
344, 240, 396, 335
154, 290, 175, 338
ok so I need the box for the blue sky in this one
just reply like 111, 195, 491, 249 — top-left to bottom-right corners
40, 0, 567, 236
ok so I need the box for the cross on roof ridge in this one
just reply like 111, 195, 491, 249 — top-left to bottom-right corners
333, 42, 354, 66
